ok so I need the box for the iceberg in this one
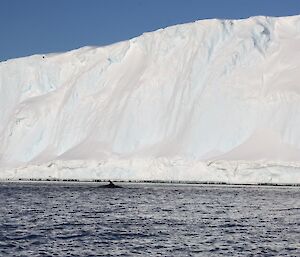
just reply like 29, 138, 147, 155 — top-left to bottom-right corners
1, 15, 300, 184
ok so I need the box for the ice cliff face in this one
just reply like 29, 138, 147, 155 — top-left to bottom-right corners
1, 15, 300, 183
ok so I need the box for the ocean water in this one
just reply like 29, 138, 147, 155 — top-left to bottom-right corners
0, 182, 299, 257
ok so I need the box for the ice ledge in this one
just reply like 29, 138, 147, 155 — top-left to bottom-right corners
0, 158, 299, 185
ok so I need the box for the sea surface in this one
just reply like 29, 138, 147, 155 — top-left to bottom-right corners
0, 182, 299, 257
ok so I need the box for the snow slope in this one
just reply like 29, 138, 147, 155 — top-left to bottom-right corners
1, 15, 300, 184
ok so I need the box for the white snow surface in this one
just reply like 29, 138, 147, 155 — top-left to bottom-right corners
1, 15, 300, 184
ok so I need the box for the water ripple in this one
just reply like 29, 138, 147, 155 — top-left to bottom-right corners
0, 183, 299, 256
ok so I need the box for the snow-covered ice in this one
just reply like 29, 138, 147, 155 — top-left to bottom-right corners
1, 15, 300, 184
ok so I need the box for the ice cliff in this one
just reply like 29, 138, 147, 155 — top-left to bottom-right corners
1, 15, 300, 184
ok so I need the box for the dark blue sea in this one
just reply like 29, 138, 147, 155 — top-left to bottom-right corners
0, 182, 299, 256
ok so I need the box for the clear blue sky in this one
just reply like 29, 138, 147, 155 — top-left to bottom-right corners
1, 0, 300, 60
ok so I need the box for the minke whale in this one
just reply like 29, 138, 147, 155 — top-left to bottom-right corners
99, 181, 123, 188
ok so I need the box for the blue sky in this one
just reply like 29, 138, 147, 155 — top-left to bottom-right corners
1, 0, 300, 60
